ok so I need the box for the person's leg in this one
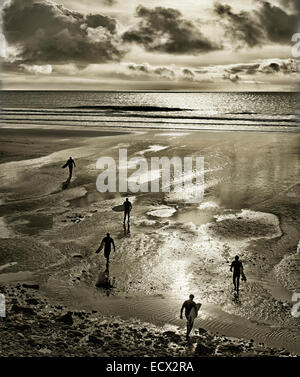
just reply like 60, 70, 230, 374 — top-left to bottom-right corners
123, 212, 127, 223
187, 319, 194, 338
68, 167, 73, 180
233, 274, 237, 291
236, 274, 240, 293
105, 252, 110, 271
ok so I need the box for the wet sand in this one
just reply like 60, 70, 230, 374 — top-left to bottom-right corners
0, 126, 300, 356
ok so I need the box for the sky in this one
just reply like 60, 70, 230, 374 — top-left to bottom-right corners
0, 0, 299, 90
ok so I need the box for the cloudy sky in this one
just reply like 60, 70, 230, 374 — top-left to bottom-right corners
0, 0, 299, 90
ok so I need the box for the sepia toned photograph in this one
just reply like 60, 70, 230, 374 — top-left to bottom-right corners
0, 0, 299, 366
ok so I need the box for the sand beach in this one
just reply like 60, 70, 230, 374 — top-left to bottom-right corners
0, 125, 299, 356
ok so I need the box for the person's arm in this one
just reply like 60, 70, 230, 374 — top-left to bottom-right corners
112, 239, 116, 252
230, 262, 233, 272
240, 262, 244, 274
180, 302, 185, 319
130, 203, 132, 211
73, 160, 76, 168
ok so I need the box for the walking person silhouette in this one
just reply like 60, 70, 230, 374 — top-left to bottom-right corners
62, 157, 76, 182
96, 233, 115, 271
123, 198, 132, 225
180, 294, 198, 340
230, 255, 245, 295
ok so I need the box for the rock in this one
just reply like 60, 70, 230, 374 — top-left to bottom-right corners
11, 304, 35, 316
57, 312, 74, 325
88, 335, 104, 346
163, 331, 175, 337
27, 335, 41, 347
279, 350, 290, 356
26, 298, 39, 305
22, 283, 39, 290
198, 328, 208, 335
195, 343, 215, 355
14, 323, 31, 331
92, 330, 103, 338
56, 341, 67, 349
145, 340, 152, 346
67, 330, 84, 338
218, 343, 243, 354
39, 348, 52, 355
72, 255, 83, 259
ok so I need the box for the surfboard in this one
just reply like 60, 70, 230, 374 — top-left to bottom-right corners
112, 204, 124, 212
189, 303, 202, 322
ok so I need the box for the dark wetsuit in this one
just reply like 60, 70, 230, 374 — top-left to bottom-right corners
123, 200, 132, 223
181, 300, 197, 320
101, 236, 115, 260
231, 260, 243, 292
62, 158, 76, 180
181, 299, 197, 338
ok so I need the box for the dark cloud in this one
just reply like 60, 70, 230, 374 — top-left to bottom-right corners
279, 0, 300, 12
215, 3, 263, 47
2, 0, 125, 64
255, 1, 299, 44
102, 0, 118, 6
122, 5, 220, 54
215, 1, 299, 47
85, 14, 117, 33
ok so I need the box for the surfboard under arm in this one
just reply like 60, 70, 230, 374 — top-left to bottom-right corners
189, 303, 202, 322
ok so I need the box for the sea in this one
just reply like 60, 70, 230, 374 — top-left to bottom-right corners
1, 91, 300, 132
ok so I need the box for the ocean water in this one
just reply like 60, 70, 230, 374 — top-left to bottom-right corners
1, 91, 300, 132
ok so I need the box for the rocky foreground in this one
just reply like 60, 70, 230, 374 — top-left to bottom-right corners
0, 284, 295, 357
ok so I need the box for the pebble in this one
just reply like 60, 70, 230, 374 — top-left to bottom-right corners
57, 312, 74, 326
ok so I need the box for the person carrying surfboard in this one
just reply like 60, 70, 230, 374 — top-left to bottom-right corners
62, 156, 76, 181
180, 294, 200, 340
96, 233, 115, 271
123, 198, 132, 225
230, 255, 245, 294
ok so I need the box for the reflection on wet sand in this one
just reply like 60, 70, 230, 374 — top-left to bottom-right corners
96, 269, 114, 296
0, 129, 299, 355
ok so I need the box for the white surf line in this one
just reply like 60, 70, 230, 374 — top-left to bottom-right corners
0, 262, 17, 272
137, 145, 168, 156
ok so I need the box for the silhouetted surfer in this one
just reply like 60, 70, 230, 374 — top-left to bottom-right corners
62, 157, 76, 181
123, 198, 132, 225
230, 255, 244, 294
96, 233, 115, 271
180, 294, 197, 340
